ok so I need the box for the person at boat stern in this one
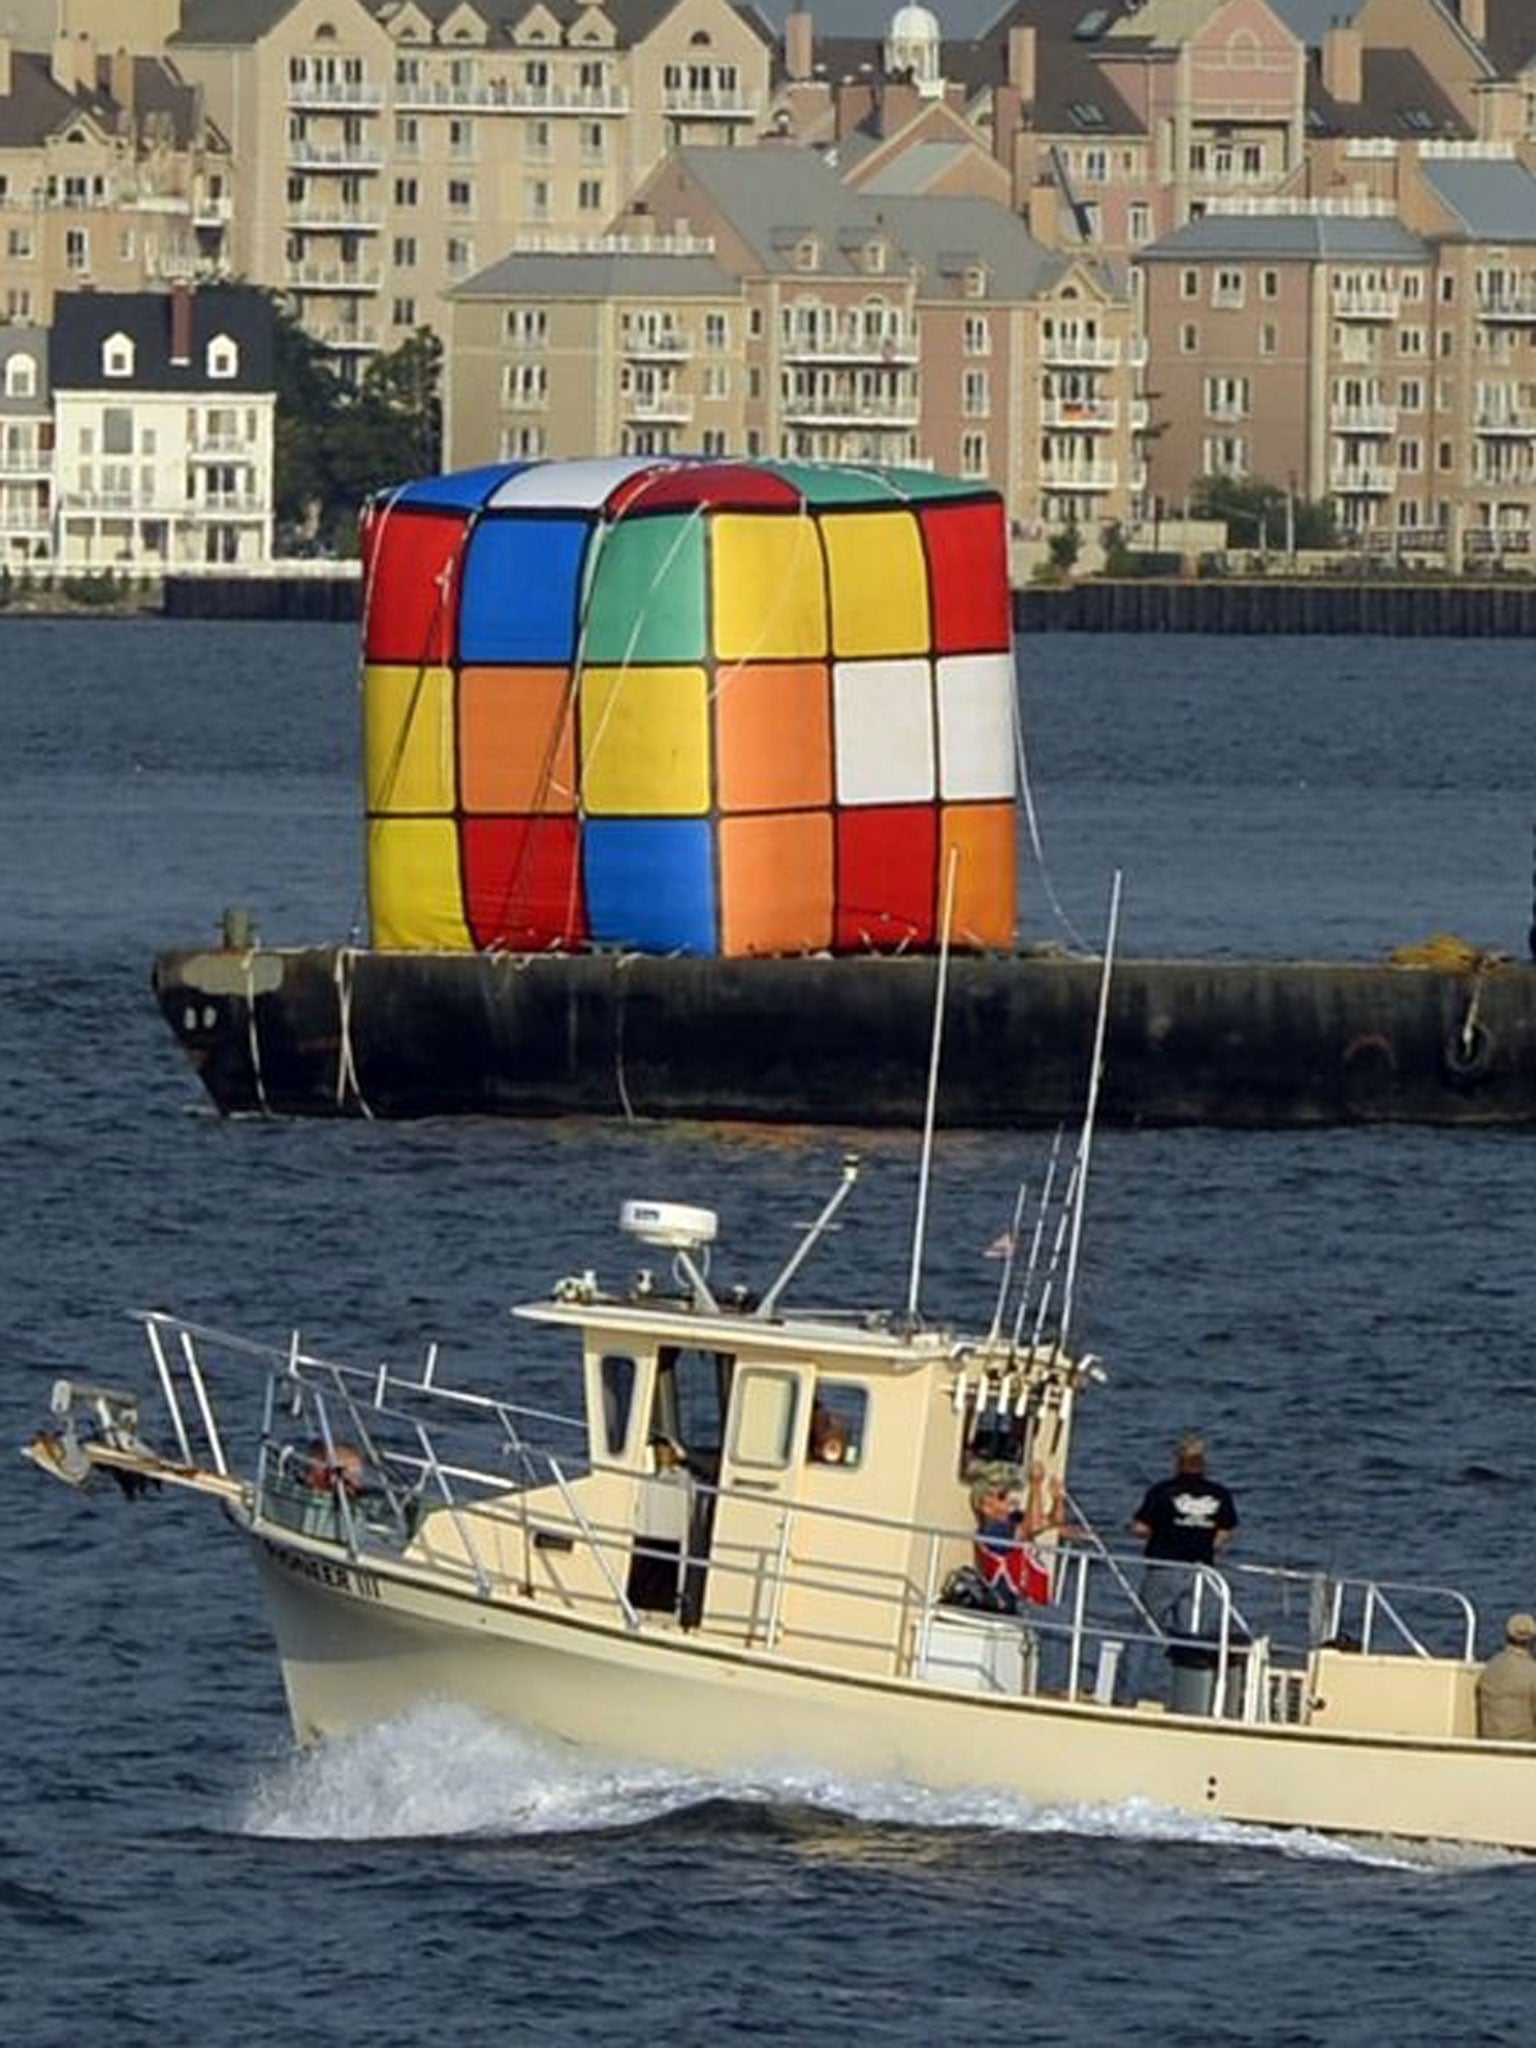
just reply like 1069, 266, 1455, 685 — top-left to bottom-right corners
1476, 1612, 1536, 1739
1122, 1432, 1238, 1705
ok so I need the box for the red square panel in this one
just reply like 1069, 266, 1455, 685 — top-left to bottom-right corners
362, 506, 468, 665
835, 805, 937, 951
920, 500, 1011, 655
461, 815, 585, 950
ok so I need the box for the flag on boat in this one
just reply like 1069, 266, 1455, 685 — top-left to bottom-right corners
358, 457, 1018, 959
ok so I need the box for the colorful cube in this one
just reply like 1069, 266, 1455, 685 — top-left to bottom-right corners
359, 458, 1017, 956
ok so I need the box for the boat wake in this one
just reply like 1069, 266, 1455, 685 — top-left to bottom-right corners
237, 1704, 1515, 1874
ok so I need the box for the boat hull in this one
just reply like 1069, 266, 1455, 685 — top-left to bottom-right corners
156, 946, 1536, 1127
252, 1532, 1536, 1853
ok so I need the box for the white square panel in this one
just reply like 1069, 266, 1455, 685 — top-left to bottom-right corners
936, 651, 1016, 801
833, 657, 934, 805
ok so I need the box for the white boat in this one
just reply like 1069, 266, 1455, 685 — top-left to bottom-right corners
20, 1145, 1536, 1855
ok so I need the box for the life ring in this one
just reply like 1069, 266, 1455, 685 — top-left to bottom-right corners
1444, 1021, 1493, 1083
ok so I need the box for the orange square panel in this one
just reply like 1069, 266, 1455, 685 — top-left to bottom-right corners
459, 665, 577, 815
940, 802, 1017, 949
714, 661, 832, 813
720, 811, 834, 955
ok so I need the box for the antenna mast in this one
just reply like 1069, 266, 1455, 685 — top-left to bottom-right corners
1057, 869, 1122, 1356
907, 848, 959, 1322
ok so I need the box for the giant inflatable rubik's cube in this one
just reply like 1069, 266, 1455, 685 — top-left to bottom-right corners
360, 457, 1017, 956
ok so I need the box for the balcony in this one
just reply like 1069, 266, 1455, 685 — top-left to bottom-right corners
1041, 334, 1120, 367
780, 393, 920, 427
1041, 397, 1118, 430
621, 330, 692, 360
662, 88, 756, 119
0, 510, 50, 534
1129, 397, 1150, 431
1039, 460, 1117, 492
1330, 404, 1397, 435
0, 450, 50, 475
779, 333, 919, 365
1329, 464, 1396, 493
396, 79, 629, 114
1475, 410, 1536, 437
623, 392, 694, 423
198, 492, 267, 515
1477, 291, 1536, 323
188, 434, 254, 458
286, 80, 383, 110
313, 324, 382, 352
287, 202, 382, 232
1331, 288, 1399, 321
287, 142, 384, 172
285, 264, 382, 293
1205, 400, 1250, 424
193, 195, 233, 226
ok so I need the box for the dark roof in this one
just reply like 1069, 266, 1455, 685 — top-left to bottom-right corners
1143, 212, 1431, 261
0, 48, 212, 151
1306, 46, 1471, 140
49, 287, 276, 391
172, 0, 303, 43
1479, 0, 1536, 77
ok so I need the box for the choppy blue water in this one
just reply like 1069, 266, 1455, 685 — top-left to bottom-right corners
3, 623, 1536, 2047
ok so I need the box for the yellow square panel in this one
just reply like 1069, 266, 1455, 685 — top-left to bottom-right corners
822, 510, 931, 658
580, 664, 711, 816
367, 816, 473, 950
363, 663, 457, 815
710, 513, 828, 662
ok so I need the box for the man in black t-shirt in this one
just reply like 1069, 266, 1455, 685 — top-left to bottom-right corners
1122, 1432, 1238, 1704
1132, 1431, 1239, 1565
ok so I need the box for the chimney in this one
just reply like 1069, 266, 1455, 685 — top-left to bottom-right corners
74, 31, 96, 95
1461, 0, 1487, 43
1007, 24, 1035, 102
0, 38, 11, 99
1322, 25, 1362, 105
785, 8, 813, 84
110, 47, 134, 118
170, 280, 193, 367
51, 29, 72, 92
1026, 178, 1061, 248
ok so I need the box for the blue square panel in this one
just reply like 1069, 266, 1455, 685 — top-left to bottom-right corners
584, 819, 718, 955
459, 513, 593, 664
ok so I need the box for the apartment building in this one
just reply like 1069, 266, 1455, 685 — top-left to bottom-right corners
0, 325, 52, 566
1138, 148, 1536, 558
0, 35, 231, 325
447, 141, 1143, 543
163, 0, 771, 379
50, 282, 275, 568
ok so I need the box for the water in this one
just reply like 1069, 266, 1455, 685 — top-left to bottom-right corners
3, 622, 1535, 2045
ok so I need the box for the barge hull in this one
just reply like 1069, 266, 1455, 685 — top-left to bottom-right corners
152, 948, 1536, 1127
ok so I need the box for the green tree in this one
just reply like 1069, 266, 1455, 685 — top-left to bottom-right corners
1189, 474, 1337, 551
320, 329, 444, 549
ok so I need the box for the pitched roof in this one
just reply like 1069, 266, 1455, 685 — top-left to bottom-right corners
1142, 210, 1430, 260
454, 248, 737, 296
1306, 46, 1471, 139
173, 0, 306, 44
49, 286, 276, 391
0, 49, 210, 152
665, 143, 901, 273
1477, 0, 1536, 77
872, 192, 1072, 298
1418, 155, 1536, 241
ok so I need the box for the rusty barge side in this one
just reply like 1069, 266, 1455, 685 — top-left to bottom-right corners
150, 948, 1535, 1127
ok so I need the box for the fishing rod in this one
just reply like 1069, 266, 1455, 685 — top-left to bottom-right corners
1058, 869, 1122, 1358
986, 1178, 1030, 1348
1009, 1126, 1064, 1353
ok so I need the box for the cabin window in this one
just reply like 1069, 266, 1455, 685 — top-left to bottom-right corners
728, 1370, 799, 1470
806, 1381, 867, 1468
653, 1345, 733, 1482
598, 1354, 636, 1457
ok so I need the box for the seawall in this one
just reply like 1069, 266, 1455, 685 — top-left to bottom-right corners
1012, 579, 1536, 635
152, 947, 1536, 1127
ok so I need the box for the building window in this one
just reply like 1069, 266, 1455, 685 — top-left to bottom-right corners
1399, 328, 1425, 356
1083, 147, 1107, 182
525, 179, 550, 220
393, 235, 417, 266
103, 332, 134, 377
527, 121, 552, 161
578, 178, 603, 212
1438, 330, 1454, 358
1129, 203, 1150, 245
5, 288, 32, 319
1180, 322, 1198, 353
1440, 275, 1455, 303
963, 313, 989, 356
7, 225, 33, 260
207, 337, 238, 379
393, 298, 415, 327
704, 312, 728, 351
65, 228, 90, 273
703, 363, 729, 399
1213, 268, 1244, 308
503, 307, 548, 346
448, 179, 473, 213
960, 430, 986, 477
700, 428, 727, 457
581, 121, 605, 161
1202, 434, 1247, 476
446, 238, 474, 277
1204, 375, 1250, 418
1259, 322, 1277, 356
1261, 269, 1279, 300
962, 368, 988, 416
1243, 143, 1263, 177
1437, 440, 1453, 470
4, 352, 36, 398
1181, 268, 1199, 300
1402, 273, 1423, 301
394, 177, 418, 207
102, 407, 133, 456
1399, 378, 1423, 409
395, 116, 418, 153
448, 118, 475, 158
502, 362, 548, 408
1397, 440, 1421, 472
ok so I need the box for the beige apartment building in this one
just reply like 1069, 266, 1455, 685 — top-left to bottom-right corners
153, 0, 771, 380
1138, 147, 1536, 558
0, 35, 230, 325
447, 142, 1144, 547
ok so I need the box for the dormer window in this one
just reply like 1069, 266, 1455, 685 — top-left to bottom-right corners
207, 335, 238, 379
5, 352, 36, 398
963, 263, 987, 298
796, 236, 820, 272
103, 331, 135, 378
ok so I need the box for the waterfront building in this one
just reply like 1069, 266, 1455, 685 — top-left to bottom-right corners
446, 139, 1143, 552
163, 0, 771, 382
0, 35, 231, 325
0, 324, 53, 570
49, 282, 276, 570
